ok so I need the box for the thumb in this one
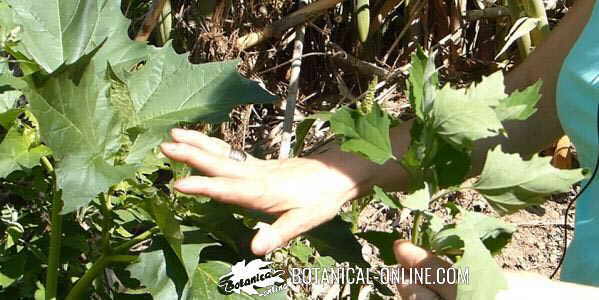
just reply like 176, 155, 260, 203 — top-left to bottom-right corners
251, 209, 318, 256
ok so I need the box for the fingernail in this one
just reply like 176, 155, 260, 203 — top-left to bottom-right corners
174, 179, 195, 190
171, 128, 186, 138
253, 227, 282, 255
161, 142, 179, 153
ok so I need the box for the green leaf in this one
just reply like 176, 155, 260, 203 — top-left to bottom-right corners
305, 216, 369, 267
450, 210, 510, 300
0, 254, 25, 288
6, 0, 105, 73
293, 118, 315, 157
289, 241, 314, 265
330, 103, 394, 164
372, 186, 401, 209
494, 81, 542, 121
432, 209, 516, 256
127, 229, 220, 300
465, 72, 507, 106
401, 183, 431, 211
356, 231, 401, 265
473, 146, 586, 215
140, 196, 207, 278
0, 126, 51, 178
432, 138, 472, 188
432, 85, 504, 149
189, 261, 286, 300
407, 48, 438, 120
27, 58, 136, 213
0, 90, 22, 128
114, 47, 276, 130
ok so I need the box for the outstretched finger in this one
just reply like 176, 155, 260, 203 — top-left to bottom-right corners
251, 208, 333, 256
160, 142, 255, 178
170, 129, 229, 156
174, 176, 269, 211
393, 240, 456, 300
170, 128, 259, 162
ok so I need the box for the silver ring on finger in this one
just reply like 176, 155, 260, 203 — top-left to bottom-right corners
228, 147, 248, 162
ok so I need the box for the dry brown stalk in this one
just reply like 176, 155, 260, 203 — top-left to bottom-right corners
236, 0, 342, 50
135, 0, 169, 42
280, 0, 308, 159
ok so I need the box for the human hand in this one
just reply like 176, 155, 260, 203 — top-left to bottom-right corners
393, 240, 455, 300
160, 128, 363, 256
391, 240, 599, 300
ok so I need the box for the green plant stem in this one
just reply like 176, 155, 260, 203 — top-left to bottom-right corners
113, 226, 159, 253
100, 191, 113, 254
64, 228, 158, 299
411, 211, 423, 246
525, 0, 550, 44
42, 156, 63, 300
65, 255, 137, 300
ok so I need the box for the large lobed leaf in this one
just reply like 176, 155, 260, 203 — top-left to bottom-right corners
5, 0, 151, 74
7, 0, 276, 213
27, 58, 137, 213
6, 0, 106, 73
473, 146, 586, 215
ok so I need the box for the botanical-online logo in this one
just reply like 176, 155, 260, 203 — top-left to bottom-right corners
218, 259, 287, 296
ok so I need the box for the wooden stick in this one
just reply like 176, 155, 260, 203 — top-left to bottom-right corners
279, 0, 308, 159
135, 0, 168, 42
237, 0, 342, 50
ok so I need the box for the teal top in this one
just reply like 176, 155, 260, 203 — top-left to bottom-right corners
556, 0, 599, 286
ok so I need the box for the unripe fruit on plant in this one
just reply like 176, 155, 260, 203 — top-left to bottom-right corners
355, 0, 370, 42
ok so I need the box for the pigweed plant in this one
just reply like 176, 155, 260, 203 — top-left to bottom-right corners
0, 1, 585, 300
317, 49, 586, 299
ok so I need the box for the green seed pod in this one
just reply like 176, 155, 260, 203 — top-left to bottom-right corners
355, 0, 370, 43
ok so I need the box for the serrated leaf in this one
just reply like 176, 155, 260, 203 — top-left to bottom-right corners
115, 47, 276, 129
27, 57, 137, 213
0, 126, 51, 178
408, 48, 439, 120
127, 229, 220, 300
432, 85, 504, 149
356, 231, 401, 265
189, 261, 286, 300
330, 103, 394, 164
473, 146, 586, 215
494, 81, 542, 121
465, 72, 507, 106
432, 209, 516, 256
6, 0, 105, 73
451, 210, 509, 300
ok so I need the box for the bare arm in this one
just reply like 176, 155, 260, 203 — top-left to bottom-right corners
310, 0, 596, 196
